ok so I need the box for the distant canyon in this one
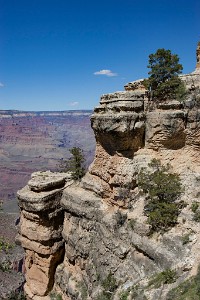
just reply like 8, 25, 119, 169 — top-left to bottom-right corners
0, 110, 95, 212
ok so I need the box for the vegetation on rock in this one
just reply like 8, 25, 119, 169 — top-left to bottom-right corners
0, 259, 11, 272
148, 268, 177, 288
50, 292, 62, 300
138, 159, 184, 233
76, 281, 88, 300
181, 232, 191, 245
96, 272, 117, 300
166, 265, 200, 300
60, 147, 86, 180
0, 237, 13, 253
144, 48, 185, 101
119, 290, 130, 300
190, 201, 200, 222
7, 291, 26, 300
191, 201, 199, 213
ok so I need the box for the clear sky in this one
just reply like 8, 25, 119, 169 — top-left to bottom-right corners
0, 0, 199, 111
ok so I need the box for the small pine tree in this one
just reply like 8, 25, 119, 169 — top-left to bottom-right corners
144, 48, 185, 101
60, 147, 86, 180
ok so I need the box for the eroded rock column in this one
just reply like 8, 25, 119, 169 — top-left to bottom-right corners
16, 171, 72, 299
82, 92, 146, 206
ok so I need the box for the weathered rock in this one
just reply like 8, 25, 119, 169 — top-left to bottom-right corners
52, 43, 200, 300
82, 45, 200, 204
18, 42, 200, 300
54, 181, 197, 300
17, 171, 70, 298
145, 110, 187, 150
29, 171, 71, 192
124, 78, 147, 92
19, 210, 63, 242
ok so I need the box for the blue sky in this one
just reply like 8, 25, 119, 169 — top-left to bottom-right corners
0, 0, 199, 111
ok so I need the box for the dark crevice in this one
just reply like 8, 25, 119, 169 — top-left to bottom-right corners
133, 244, 155, 262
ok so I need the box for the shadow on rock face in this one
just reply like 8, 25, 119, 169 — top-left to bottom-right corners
98, 130, 145, 158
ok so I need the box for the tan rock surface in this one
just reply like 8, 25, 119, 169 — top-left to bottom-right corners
18, 43, 200, 299
17, 171, 69, 298
29, 171, 71, 192
53, 43, 200, 299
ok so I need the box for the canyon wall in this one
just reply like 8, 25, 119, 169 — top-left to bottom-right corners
17, 48, 200, 299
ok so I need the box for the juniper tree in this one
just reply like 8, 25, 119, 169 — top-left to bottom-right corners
144, 48, 185, 101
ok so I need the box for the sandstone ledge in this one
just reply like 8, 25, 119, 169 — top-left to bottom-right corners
29, 171, 71, 192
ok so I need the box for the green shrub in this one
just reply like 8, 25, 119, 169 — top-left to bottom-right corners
0, 237, 13, 252
193, 210, 200, 222
76, 281, 88, 300
181, 233, 190, 245
190, 201, 200, 222
129, 218, 137, 230
50, 292, 62, 300
147, 202, 179, 232
119, 290, 129, 300
117, 183, 133, 204
191, 201, 199, 213
148, 269, 177, 288
131, 285, 147, 300
138, 159, 183, 233
59, 147, 86, 180
8, 291, 26, 300
115, 211, 127, 227
138, 159, 183, 203
166, 265, 200, 299
96, 273, 117, 300
0, 260, 11, 272
102, 272, 117, 293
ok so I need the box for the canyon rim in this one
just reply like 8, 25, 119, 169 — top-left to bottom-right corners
16, 43, 200, 300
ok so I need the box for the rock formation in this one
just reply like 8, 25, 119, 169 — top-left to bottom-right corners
17, 43, 200, 299
16, 171, 72, 299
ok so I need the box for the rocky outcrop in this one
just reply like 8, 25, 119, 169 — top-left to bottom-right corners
124, 79, 146, 92
53, 184, 200, 300
17, 43, 200, 299
16, 171, 72, 299
81, 92, 200, 205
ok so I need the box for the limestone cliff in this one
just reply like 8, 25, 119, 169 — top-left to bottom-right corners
17, 45, 200, 300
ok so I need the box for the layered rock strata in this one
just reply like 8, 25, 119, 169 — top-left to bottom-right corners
18, 43, 200, 299
53, 51, 200, 299
82, 94, 200, 205
16, 171, 72, 299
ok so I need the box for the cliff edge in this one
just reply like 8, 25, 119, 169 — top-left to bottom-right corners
17, 45, 200, 300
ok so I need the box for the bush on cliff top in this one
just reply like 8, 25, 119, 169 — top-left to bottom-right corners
138, 159, 184, 233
